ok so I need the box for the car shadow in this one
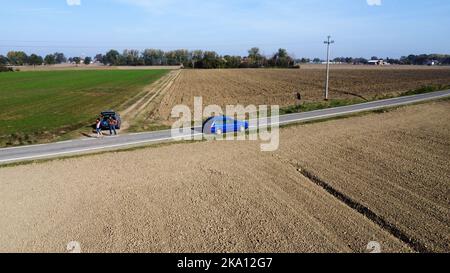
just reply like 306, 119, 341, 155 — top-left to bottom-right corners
191, 127, 204, 134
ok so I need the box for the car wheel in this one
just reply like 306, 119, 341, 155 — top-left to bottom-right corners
216, 129, 222, 135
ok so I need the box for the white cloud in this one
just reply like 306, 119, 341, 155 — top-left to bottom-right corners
367, 0, 382, 6
67, 0, 81, 6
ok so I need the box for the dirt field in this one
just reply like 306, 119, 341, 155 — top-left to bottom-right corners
0, 101, 448, 253
277, 101, 450, 253
157, 67, 450, 120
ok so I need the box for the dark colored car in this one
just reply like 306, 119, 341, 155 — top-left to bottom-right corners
97, 110, 122, 130
202, 116, 249, 135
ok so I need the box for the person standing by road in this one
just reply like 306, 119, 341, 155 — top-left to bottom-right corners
96, 118, 103, 138
108, 117, 118, 136
296, 91, 302, 112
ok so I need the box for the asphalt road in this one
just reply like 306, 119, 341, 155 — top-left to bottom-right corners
1, 90, 449, 165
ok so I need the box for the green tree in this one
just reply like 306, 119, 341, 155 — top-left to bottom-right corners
72, 57, 81, 65
190, 50, 204, 68
173, 49, 190, 66
122, 49, 142, 65
0, 55, 9, 65
44, 54, 56, 65
105, 50, 121, 66
443, 57, 450, 65
223, 55, 242, 68
84, 56, 92, 65
276, 48, 288, 59
165, 51, 177, 65
248, 47, 264, 67
164, 50, 189, 66
300, 58, 310, 63
28, 54, 43, 66
7, 51, 28, 65
353, 57, 368, 64
202, 51, 221, 69
0, 55, 11, 72
94, 54, 104, 64
248, 47, 261, 59
143, 49, 165, 65
270, 48, 294, 68
54, 52, 67, 64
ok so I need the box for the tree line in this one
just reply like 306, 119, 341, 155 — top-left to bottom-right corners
0, 48, 297, 69
0, 51, 93, 67
330, 54, 450, 65
0, 51, 68, 66
1, 50, 449, 70
94, 47, 297, 69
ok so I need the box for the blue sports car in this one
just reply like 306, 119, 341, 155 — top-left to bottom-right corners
202, 116, 249, 135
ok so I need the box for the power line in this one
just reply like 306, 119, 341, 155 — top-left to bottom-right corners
0, 40, 321, 49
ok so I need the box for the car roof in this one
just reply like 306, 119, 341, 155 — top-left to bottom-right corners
101, 110, 117, 115
209, 116, 233, 121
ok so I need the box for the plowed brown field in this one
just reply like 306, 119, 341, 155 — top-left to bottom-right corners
157, 67, 450, 120
277, 100, 450, 253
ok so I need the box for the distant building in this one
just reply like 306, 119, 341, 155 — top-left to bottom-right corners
321, 61, 340, 65
426, 60, 439, 66
367, 59, 389, 66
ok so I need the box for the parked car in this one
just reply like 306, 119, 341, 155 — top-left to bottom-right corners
96, 110, 122, 130
202, 116, 249, 135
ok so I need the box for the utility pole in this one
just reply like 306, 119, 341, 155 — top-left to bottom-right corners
324, 35, 334, 100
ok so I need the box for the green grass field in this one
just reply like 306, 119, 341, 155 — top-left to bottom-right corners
0, 70, 168, 146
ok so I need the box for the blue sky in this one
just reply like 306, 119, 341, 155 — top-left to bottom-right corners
0, 0, 449, 58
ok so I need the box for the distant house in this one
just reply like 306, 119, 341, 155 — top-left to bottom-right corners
426, 60, 439, 66
321, 61, 340, 65
368, 59, 389, 66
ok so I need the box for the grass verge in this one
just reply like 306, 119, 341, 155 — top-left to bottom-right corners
280, 84, 450, 115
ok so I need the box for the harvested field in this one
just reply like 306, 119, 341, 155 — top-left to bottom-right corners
277, 100, 450, 253
158, 67, 450, 120
0, 101, 448, 253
